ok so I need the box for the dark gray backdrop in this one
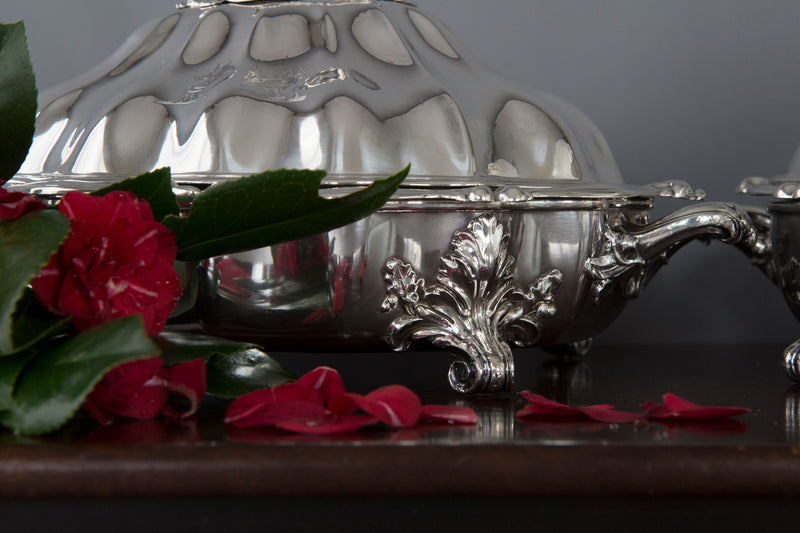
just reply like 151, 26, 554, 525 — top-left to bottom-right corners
5, 0, 799, 345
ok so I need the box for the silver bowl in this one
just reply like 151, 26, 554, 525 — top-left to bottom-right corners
738, 148, 800, 381
7, 0, 760, 392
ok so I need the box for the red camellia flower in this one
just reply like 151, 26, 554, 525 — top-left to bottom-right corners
0, 187, 46, 220
31, 190, 182, 336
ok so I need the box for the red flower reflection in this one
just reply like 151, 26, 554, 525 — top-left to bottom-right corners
517, 391, 751, 425
0, 187, 46, 220
516, 392, 643, 423
31, 190, 181, 336
644, 393, 752, 420
84, 357, 206, 425
225, 366, 477, 434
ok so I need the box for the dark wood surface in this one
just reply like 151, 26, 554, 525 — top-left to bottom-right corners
4, 343, 800, 531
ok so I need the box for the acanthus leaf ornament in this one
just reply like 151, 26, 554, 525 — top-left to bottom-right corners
381, 215, 563, 394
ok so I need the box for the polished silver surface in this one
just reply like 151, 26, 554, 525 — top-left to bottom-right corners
381, 215, 562, 393
738, 146, 800, 382
8, 0, 766, 393
196, 201, 758, 392
12, 0, 622, 188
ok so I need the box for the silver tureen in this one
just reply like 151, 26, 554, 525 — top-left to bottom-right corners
738, 148, 800, 382
8, 0, 761, 392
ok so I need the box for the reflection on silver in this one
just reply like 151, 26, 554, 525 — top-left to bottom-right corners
381, 215, 562, 393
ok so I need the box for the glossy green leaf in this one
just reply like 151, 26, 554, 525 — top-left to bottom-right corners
0, 315, 158, 435
0, 210, 70, 355
165, 165, 409, 261
91, 167, 179, 222
0, 22, 37, 183
156, 331, 294, 397
10, 289, 70, 356
0, 351, 33, 411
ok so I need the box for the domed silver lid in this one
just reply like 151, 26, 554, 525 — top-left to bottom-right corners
13, 0, 695, 201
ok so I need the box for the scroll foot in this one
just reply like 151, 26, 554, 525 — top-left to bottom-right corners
783, 339, 800, 382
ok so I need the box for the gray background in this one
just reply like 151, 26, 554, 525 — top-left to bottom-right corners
4, 0, 799, 346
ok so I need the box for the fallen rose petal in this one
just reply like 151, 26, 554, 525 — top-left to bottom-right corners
349, 385, 422, 428
224, 381, 321, 425
297, 366, 346, 406
419, 404, 478, 424
276, 414, 379, 435
656, 393, 751, 419
328, 392, 359, 416
160, 358, 206, 419
515, 403, 584, 419
517, 391, 643, 423
642, 401, 673, 419
577, 405, 644, 423
229, 400, 332, 429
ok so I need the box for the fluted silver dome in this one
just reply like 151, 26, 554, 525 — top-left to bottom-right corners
16, 0, 627, 192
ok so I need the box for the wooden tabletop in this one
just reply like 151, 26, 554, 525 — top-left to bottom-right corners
3, 343, 800, 531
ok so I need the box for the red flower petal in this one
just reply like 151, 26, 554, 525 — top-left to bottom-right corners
296, 366, 347, 406
517, 391, 644, 423
650, 393, 752, 420
160, 358, 207, 420
276, 414, 379, 435
419, 404, 478, 424
32, 190, 181, 336
224, 382, 321, 426
348, 385, 422, 428
577, 405, 644, 423
229, 400, 332, 429
84, 357, 168, 423
0, 188, 47, 220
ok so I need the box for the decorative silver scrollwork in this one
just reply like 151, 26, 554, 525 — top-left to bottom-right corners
584, 224, 652, 303
381, 215, 563, 394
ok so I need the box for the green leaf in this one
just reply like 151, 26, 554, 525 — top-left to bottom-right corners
91, 167, 179, 222
165, 165, 410, 261
10, 289, 70, 356
156, 331, 293, 397
0, 22, 37, 184
0, 351, 34, 412
0, 210, 70, 355
0, 315, 158, 435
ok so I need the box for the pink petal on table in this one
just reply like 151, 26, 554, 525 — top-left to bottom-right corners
520, 391, 614, 412
161, 358, 206, 419
419, 404, 478, 424
276, 414, 380, 435
643, 401, 673, 419
328, 392, 359, 416
517, 391, 643, 423
659, 393, 751, 419
577, 405, 644, 423
228, 400, 332, 429
350, 385, 422, 428
297, 366, 347, 406
515, 403, 583, 419
224, 382, 321, 425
